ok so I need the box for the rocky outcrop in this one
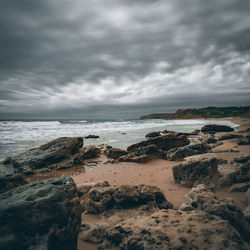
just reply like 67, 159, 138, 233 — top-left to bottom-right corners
218, 133, 244, 140
0, 174, 27, 193
3, 137, 83, 174
0, 177, 81, 250
79, 209, 250, 249
172, 154, 220, 188
230, 162, 250, 183
179, 185, 250, 244
74, 145, 100, 161
84, 135, 100, 139
166, 142, 210, 161
105, 147, 128, 159
79, 183, 173, 214
145, 131, 161, 138
127, 134, 190, 152
201, 124, 234, 133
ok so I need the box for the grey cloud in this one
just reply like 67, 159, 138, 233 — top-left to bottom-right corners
0, 0, 250, 119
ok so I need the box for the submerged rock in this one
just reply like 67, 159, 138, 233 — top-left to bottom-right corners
0, 177, 81, 250
84, 135, 100, 139
201, 124, 234, 133
3, 137, 83, 173
166, 142, 210, 161
172, 154, 220, 188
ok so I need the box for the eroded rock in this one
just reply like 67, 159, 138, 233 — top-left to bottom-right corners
201, 124, 234, 133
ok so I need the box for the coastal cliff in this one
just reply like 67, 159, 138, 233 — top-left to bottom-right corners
140, 106, 250, 120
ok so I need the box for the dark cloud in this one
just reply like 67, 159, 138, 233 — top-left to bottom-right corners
0, 0, 250, 119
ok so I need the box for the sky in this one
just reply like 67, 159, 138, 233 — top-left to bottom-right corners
0, 0, 250, 119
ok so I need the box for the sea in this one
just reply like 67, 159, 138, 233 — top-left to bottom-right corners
0, 119, 239, 161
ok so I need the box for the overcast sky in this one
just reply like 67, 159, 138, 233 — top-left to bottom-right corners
0, 0, 250, 119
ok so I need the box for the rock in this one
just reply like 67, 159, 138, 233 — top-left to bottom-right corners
84, 135, 100, 139
105, 148, 128, 160
145, 131, 161, 138
213, 148, 239, 153
234, 153, 250, 163
166, 142, 211, 161
127, 134, 189, 152
237, 138, 250, 145
230, 162, 250, 183
75, 145, 101, 161
189, 129, 200, 135
79, 209, 250, 249
119, 154, 152, 163
83, 184, 173, 214
0, 174, 27, 193
172, 154, 220, 188
229, 182, 250, 192
244, 188, 250, 222
218, 133, 244, 140
201, 124, 234, 133
0, 177, 81, 250
3, 137, 83, 173
180, 184, 250, 244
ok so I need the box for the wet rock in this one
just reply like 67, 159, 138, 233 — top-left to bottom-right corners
3, 137, 83, 173
127, 134, 190, 152
84, 135, 100, 139
180, 184, 250, 243
145, 131, 161, 138
0, 174, 27, 193
218, 133, 244, 140
79, 209, 250, 249
229, 182, 250, 192
234, 153, 250, 164
201, 124, 234, 134
83, 184, 173, 214
172, 154, 220, 188
166, 142, 210, 161
75, 145, 101, 161
0, 177, 81, 250
230, 162, 250, 183
105, 148, 128, 160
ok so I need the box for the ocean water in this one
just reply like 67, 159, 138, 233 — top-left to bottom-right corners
0, 119, 238, 161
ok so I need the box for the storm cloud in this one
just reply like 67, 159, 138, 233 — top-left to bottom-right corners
0, 0, 250, 119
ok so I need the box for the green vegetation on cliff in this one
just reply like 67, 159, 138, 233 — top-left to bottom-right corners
140, 106, 250, 119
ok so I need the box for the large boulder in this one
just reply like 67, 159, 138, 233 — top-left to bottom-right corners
0, 177, 81, 250
179, 184, 250, 244
0, 174, 27, 193
79, 209, 250, 249
127, 134, 189, 152
3, 137, 83, 173
166, 142, 210, 161
172, 154, 220, 188
80, 184, 173, 214
201, 124, 234, 133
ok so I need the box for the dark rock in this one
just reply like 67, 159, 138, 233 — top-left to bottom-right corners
83, 184, 173, 214
229, 182, 250, 192
244, 188, 250, 222
179, 184, 250, 244
3, 137, 83, 173
234, 153, 250, 164
172, 154, 220, 187
237, 138, 250, 145
0, 177, 81, 250
201, 124, 234, 133
84, 135, 100, 139
218, 133, 244, 140
127, 134, 190, 152
105, 148, 128, 159
119, 154, 152, 163
0, 174, 27, 193
230, 162, 250, 183
75, 146, 101, 161
166, 142, 211, 161
189, 129, 200, 135
145, 131, 161, 138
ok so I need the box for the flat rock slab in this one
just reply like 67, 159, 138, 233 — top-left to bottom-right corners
0, 176, 81, 250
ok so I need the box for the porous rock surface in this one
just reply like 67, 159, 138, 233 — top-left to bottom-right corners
0, 177, 82, 250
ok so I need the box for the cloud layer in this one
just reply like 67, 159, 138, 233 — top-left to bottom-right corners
0, 0, 250, 119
